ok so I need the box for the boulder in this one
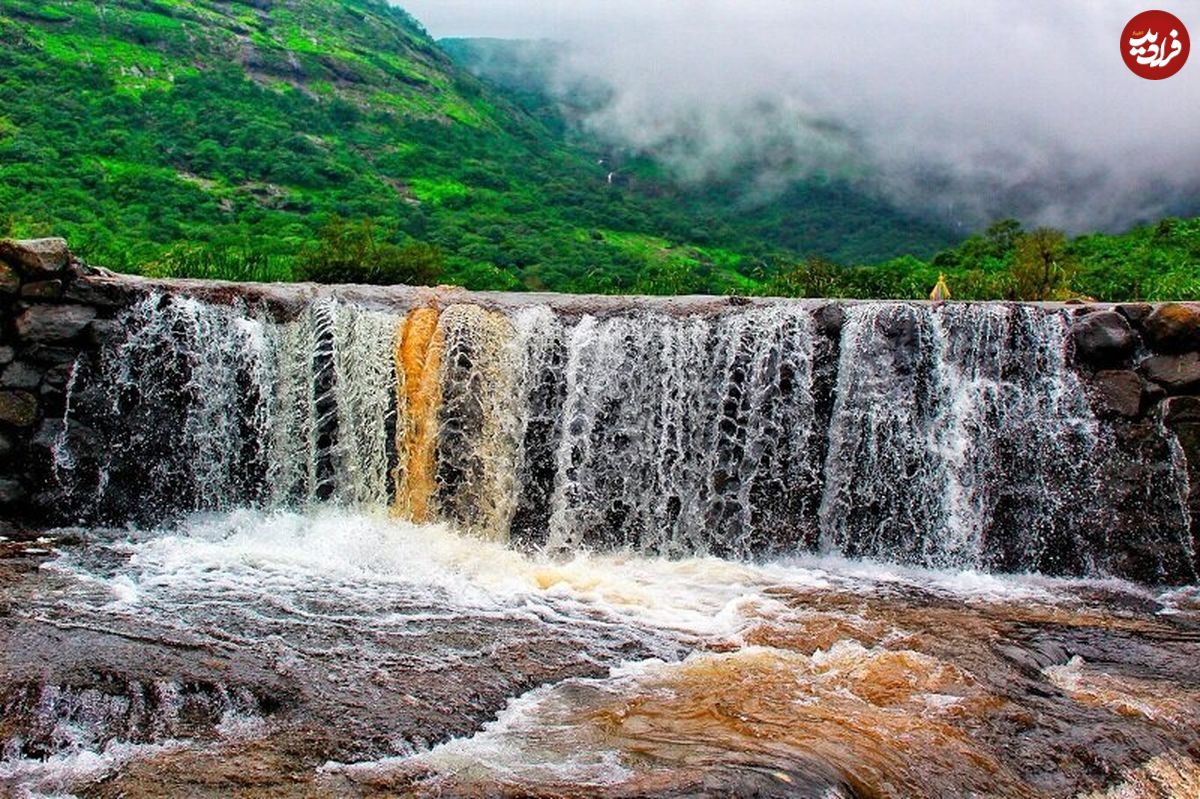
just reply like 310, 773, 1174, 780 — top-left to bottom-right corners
1, 362, 41, 390
1142, 303, 1200, 353
812, 304, 847, 338
0, 347, 13, 366
0, 391, 38, 427
15, 304, 97, 343
0, 238, 70, 276
1139, 352, 1200, 394
0, 263, 18, 294
1072, 311, 1135, 367
1088, 370, 1143, 417
1116, 303, 1154, 326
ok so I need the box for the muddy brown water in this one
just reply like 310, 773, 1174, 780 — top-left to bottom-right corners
1, 514, 1198, 799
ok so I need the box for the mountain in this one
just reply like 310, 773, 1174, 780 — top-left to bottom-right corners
0, 0, 960, 293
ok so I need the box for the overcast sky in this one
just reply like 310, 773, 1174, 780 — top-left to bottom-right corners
396, 1, 1200, 230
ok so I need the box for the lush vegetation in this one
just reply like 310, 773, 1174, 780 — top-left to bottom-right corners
0, 0, 1196, 300
0, 0, 952, 295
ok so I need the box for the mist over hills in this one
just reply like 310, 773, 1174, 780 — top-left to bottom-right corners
439, 23, 1200, 237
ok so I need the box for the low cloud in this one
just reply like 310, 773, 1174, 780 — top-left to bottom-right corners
401, 0, 1200, 232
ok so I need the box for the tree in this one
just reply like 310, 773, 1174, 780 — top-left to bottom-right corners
296, 217, 444, 285
1010, 228, 1077, 301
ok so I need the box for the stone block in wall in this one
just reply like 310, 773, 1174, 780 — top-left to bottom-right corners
14, 305, 97, 343
0, 238, 70, 276
1, 362, 41, 390
0, 391, 38, 427
1072, 311, 1136, 367
20, 280, 64, 300
1142, 303, 1200, 353
21, 344, 80, 366
1139, 352, 1200, 394
63, 278, 136, 308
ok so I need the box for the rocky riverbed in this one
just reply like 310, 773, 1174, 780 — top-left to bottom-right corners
2, 512, 1200, 798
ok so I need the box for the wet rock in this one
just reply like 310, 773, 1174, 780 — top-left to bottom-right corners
0, 346, 14, 366
1072, 311, 1135, 367
0, 478, 26, 504
0, 391, 38, 427
0, 431, 11, 460
813, 304, 847, 337
1142, 303, 1200, 353
1, 362, 41, 390
1139, 352, 1200, 394
20, 279, 63, 300
1088, 370, 1143, 418
0, 238, 70, 275
1116, 303, 1154, 326
14, 304, 97, 343
1164, 396, 1200, 426
0, 263, 18, 294
21, 344, 79, 366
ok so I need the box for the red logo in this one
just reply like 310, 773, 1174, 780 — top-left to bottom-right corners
1122, 10, 1189, 79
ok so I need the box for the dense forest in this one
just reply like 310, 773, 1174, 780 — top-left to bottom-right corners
0, 0, 1197, 300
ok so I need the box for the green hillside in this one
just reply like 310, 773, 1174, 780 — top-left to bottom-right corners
0, 1, 1194, 299
0, 0, 956, 292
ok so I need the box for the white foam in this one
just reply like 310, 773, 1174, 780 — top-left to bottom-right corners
0, 741, 178, 799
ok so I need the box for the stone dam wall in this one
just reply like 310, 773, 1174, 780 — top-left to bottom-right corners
1, 238, 1198, 583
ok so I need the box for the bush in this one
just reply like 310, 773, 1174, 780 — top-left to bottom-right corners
296, 217, 444, 285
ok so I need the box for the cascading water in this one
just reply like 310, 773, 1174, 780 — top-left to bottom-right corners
50, 292, 1192, 578
11, 289, 1200, 798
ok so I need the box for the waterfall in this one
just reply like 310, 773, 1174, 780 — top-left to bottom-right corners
53, 293, 1193, 579
819, 304, 1100, 572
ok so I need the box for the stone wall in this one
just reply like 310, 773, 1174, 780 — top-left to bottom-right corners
0, 239, 129, 535
0, 238, 1198, 582
1070, 307, 1200, 581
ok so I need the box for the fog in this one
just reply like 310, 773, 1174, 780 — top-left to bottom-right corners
399, 1, 1200, 232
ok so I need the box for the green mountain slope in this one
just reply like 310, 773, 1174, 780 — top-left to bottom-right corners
0, 0, 959, 292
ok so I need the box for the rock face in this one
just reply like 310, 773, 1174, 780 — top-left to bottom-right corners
0, 238, 1197, 585
1072, 311, 1136, 367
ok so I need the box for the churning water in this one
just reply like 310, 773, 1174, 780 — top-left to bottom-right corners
4, 292, 1198, 797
